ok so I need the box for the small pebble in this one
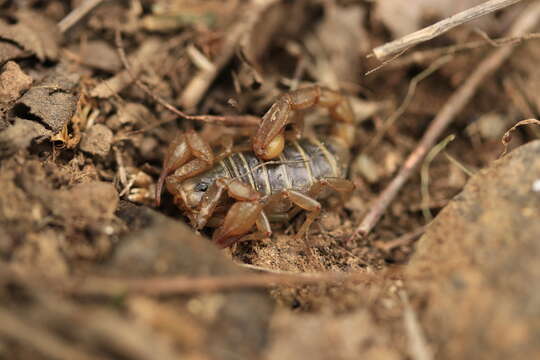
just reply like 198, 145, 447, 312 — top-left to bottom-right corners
79, 124, 113, 157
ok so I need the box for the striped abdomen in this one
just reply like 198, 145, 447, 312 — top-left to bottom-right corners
219, 138, 350, 196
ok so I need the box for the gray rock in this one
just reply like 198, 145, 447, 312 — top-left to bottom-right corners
113, 202, 274, 360
406, 140, 540, 360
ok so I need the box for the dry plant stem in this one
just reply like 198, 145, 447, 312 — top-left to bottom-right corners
349, 2, 540, 241
372, 0, 524, 60
388, 33, 540, 69
179, 0, 279, 108
421, 134, 455, 223
0, 309, 100, 360
375, 227, 425, 252
114, 31, 259, 127
64, 271, 377, 297
58, 0, 105, 34
444, 153, 475, 177
400, 291, 433, 360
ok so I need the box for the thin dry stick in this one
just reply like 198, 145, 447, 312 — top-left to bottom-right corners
58, 0, 105, 34
374, 226, 425, 252
372, 0, 524, 60
179, 0, 279, 108
114, 31, 260, 127
400, 291, 434, 360
349, 2, 540, 242
387, 32, 540, 69
63, 270, 377, 297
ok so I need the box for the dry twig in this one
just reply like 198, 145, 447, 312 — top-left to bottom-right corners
62, 270, 377, 297
400, 291, 433, 360
58, 0, 105, 34
349, 1, 540, 241
372, 0, 524, 60
387, 32, 540, 69
374, 227, 425, 253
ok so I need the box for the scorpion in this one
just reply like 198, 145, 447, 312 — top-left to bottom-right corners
156, 86, 355, 248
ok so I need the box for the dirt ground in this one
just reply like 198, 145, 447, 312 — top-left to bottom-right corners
1, 0, 540, 359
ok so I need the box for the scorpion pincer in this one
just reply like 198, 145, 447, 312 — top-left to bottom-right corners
156, 86, 356, 248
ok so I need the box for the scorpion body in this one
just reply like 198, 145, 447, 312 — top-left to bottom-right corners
215, 138, 349, 198
158, 86, 356, 247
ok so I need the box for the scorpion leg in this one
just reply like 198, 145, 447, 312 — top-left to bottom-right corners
320, 178, 355, 202
156, 130, 216, 206
285, 178, 354, 240
283, 190, 322, 241
233, 211, 272, 245
212, 201, 265, 248
190, 178, 267, 248
252, 86, 355, 160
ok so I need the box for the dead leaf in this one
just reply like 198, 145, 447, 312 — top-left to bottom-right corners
70, 40, 122, 73
13, 71, 79, 133
0, 10, 61, 62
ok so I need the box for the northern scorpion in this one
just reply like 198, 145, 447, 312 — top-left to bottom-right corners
156, 86, 355, 248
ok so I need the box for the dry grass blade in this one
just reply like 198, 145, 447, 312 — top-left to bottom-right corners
421, 134, 455, 223
58, 0, 105, 33
372, 0, 524, 60
499, 118, 540, 157
400, 291, 433, 360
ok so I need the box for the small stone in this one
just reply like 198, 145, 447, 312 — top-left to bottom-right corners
352, 154, 379, 183
0, 61, 32, 104
406, 140, 540, 359
79, 124, 113, 157
320, 212, 341, 231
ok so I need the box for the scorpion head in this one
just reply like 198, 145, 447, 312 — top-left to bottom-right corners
165, 165, 227, 219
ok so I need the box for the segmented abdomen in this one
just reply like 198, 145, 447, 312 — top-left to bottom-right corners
220, 138, 349, 195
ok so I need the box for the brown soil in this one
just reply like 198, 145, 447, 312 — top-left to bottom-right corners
0, 1, 539, 359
